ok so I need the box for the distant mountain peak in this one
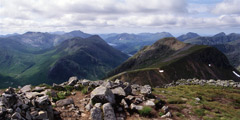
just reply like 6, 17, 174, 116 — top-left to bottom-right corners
214, 32, 226, 37
177, 32, 200, 41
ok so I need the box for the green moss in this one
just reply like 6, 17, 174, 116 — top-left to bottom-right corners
159, 111, 165, 116
167, 98, 187, 104
138, 106, 152, 116
81, 87, 88, 94
64, 85, 74, 91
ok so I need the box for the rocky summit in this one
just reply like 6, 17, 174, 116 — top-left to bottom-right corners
0, 76, 240, 120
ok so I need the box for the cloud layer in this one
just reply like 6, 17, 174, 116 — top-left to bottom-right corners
0, 0, 239, 35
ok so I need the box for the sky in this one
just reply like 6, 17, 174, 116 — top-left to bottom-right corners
0, 0, 240, 36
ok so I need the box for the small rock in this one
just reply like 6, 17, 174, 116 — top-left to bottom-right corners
56, 98, 74, 107
68, 76, 78, 86
130, 103, 143, 110
36, 111, 48, 119
161, 112, 172, 118
21, 85, 32, 93
195, 97, 201, 101
90, 107, 102, 120
94, 103, 102, 108
140, 85, 152, 95
162, 106, 169, 113
145, 100, 155, 107
103, 103, 116, 120
91, 86, 115, 104
120, 99, 128, 109
32, 86, 45, 92
111, 87, 126, 97
35, 96, 51, 109
11, 112, 22, 119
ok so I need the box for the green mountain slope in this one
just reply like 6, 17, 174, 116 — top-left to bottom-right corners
108, 38, 240, 86
0, 36, 128, 88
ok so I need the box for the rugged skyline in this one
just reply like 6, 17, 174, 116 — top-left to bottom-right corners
0, 0, 240, 35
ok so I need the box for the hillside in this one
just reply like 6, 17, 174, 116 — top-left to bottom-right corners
183, 32, 240, 71
102, 32, 173, 55
108, 37, 240, 86
0, 36, 128, 88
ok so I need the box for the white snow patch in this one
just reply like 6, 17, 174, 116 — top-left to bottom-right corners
159, 70, 164, 73
233, 71, 240, 77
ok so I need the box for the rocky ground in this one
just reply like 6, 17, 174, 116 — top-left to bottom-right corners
0, 77, 240, 120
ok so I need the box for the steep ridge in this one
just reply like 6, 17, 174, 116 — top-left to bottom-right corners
183, 32, 240, 71
0, 35, 128, 88
108, 38, 240, 86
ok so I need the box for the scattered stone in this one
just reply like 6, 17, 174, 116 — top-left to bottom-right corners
140, 85, 152, 94
36, 111, 48, 119
81, 79, 91, 86
26, 92, 42, 99
145, 100, 155, 107
103, 103, 116, 120
195, 97, 201, 101
52, 83, 65, 90
56, 98, 74, 107
130, 103, 143, 110
32, 86, 45, 92
121, 99, 129, 109
11, 112, 22, 119
35, 96, 51, 109
94, 103, 102, 108
90, 107, 102, 120
111, 87, 126, 97
161, 111, 172, 118
21, 85, 32, 93
91, 86, 115, 104
68, 76, 78, 86
162, 106, 169, 113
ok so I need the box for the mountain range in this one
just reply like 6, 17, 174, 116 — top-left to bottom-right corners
100, 32, 173, 55
0, 30, 240, 88
108, 37, 240, 86
0, 33, 128, 88
180, 32, 240, 71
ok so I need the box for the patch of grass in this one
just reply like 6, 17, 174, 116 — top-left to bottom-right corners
167, 98, 187, 104
64, 85, 74, 91
81, 87, 88, 94
138, 106, 152, 116
175, 112, 185, 117
38, 83, 52, 89
194, 108, 205, 116
153, 85, 240, 119
159, 111, 164, 116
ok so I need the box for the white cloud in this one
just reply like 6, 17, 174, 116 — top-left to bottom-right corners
212, 0, 240, 15
0, 0, 239, 35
